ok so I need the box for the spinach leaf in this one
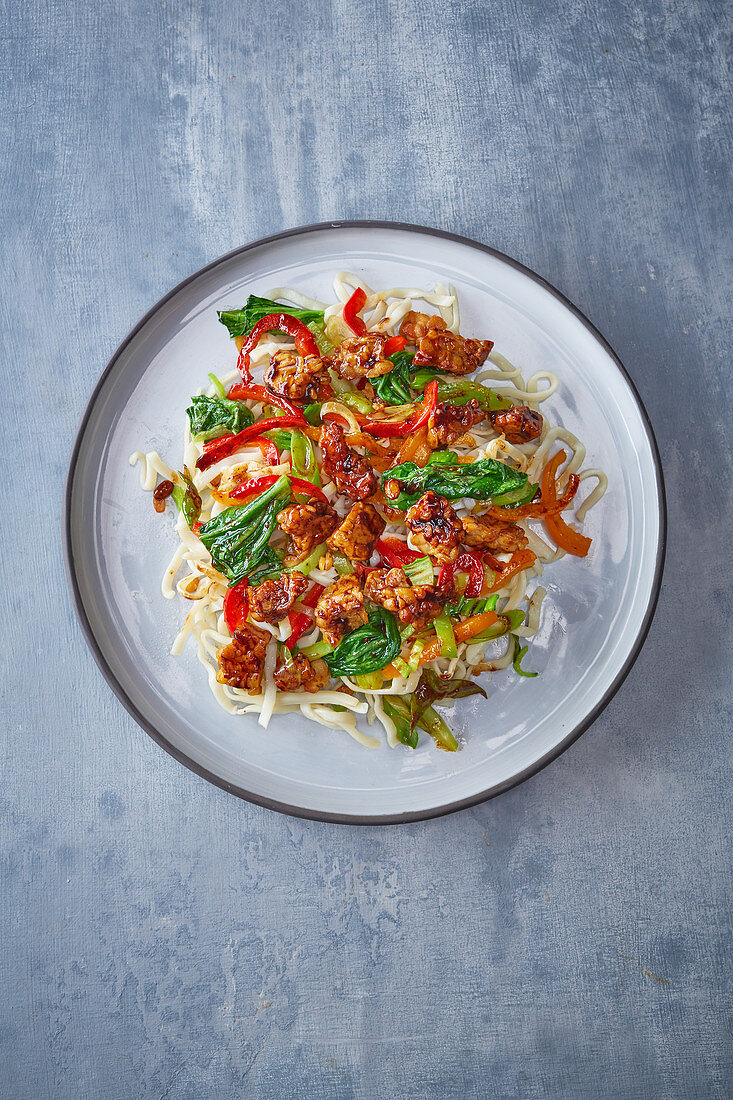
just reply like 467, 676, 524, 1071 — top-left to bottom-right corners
409, 670, 487, 732
246, 546, 284, 587
217, 295, 325, 338
383, 456, 528, 509
382, 698, 419, 749
373, 351, 414, 406
186, 395, 254, 442
198, 476, 290, 585
325, 607, 401, 677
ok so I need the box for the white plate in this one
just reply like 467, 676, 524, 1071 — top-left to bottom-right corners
64, 222, 665, 823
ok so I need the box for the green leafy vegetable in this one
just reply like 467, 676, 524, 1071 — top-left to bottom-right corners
409, 669, 487, 745
186, 395, 254, 442
418, 705, 459, 751
217, 295, 325, 338
246, 546, 284, 586
198, 476, 290, 584
373, 351, 414, 406
325, 607, 401, 677
170, 468, 202, 528
383, 456, 528, 509
383, 697, 419, 749
513, 638, 538, 678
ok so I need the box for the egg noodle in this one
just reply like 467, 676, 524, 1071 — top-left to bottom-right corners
131, 274, 606, 751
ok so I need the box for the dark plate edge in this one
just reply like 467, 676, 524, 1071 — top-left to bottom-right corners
62, 219, 667, 826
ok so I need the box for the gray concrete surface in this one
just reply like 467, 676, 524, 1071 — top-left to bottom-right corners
1, 0, 731, 1096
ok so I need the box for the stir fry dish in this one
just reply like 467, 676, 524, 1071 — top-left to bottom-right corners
131, 274, 607, 750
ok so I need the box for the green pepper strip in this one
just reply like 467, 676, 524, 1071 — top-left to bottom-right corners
338, 391, 373, 415
332, 551, 354, 576
285, 541, 327, 575
290, 428, 320, 486
410, 368, 513, 411
302, 432, 321, 486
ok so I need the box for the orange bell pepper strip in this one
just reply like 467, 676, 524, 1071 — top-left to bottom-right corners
483, 548, 537, 594
541, 450, 592, 557
418, 609, 502, 664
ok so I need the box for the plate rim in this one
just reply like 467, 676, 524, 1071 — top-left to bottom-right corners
63, 219, 667, 825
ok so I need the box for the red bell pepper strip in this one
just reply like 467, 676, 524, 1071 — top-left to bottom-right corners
248, 436, 279, 464
455, 552, 484, 597
342, 287, 367, 335
376, 537, 423, 569
223, 579, 249, 635
238, 313, 319, 373
197, 416, 306, 472
541, 450, 592, 557
235, 341, 253, 382
361, 380, 438, 439
226, 473, 328, 504
227, 382, 254, 401
382, 335, 406, 358
300, 582, 324, 609
288, 477, 329, 502
437, 563, 454, 594
286, 610, 313, 650
226, 381, 305, 419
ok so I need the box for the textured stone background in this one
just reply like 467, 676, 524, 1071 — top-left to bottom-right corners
2, 1, 731, 1097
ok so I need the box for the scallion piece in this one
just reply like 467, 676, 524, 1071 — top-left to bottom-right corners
403, 555, 434, 585
207, 372, 226, 398
433, 613, 458, 659
513, 638, 538, 678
